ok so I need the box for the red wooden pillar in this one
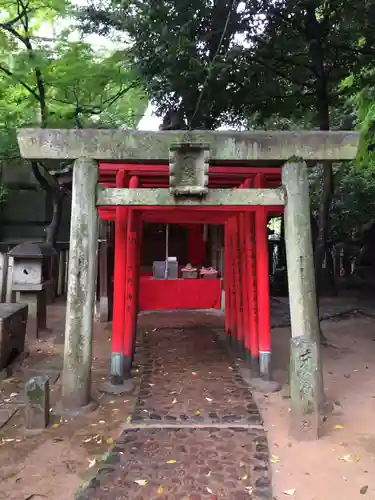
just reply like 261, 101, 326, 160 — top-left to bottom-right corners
130, 212, 143, 366
224, 220, 232, 336
123, 176, 140, 378
239, 211, 249, 357
246, 211, 259, 373
239, 179, 251, 362
234, 214, 245, 353
229, 216, 240, 351
111, 169, 128, 385
254, 173, 272, 379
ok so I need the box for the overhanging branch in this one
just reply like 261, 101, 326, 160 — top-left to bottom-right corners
0, 64, 40, 100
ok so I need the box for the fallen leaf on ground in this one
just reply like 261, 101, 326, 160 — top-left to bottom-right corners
166, 460, 177, 464
334, 425, 344, 430
106, 438, 115, 445
157, 487, 164, 494
134, 479, 148, 486
360, 485, 368, 495
195, 410, 201, 415
271, 455, 280, 463
283, 489, 296, 495
51, 424, 60, 429
355, 455, 361, 462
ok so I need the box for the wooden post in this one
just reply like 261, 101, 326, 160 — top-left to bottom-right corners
110, 170, 128, 386
58, 157, 98, 415
282, 158, 323, 440
98, 219, 109, 322
230, 216, 241, 353
130, 213, 142, 367
57, 249, 66, 297
254, 174, 271, 380
123, 176, 139, 379
6, 256, 14, 303
0, 253, 8, 303
239, 212, 250, 358
235, 214, 245, 355
247, 212, 259, 374
224, 221, 232, 337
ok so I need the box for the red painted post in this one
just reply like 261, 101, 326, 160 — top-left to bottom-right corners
239, 212, 249, 358
224, 221, 232, 337
111, 169, 128, 385
229, 216, 240, 351
130, 211, 143, 366
239, 179, 251, 362
254, 173, 272, 380
123, 176, 140, 378
234, 214, 245, 353
246, 211, 259, 373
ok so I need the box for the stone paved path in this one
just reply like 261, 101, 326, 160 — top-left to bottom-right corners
79, 321, 271, 500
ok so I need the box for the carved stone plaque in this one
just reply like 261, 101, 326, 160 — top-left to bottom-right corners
169, 142, 210, 196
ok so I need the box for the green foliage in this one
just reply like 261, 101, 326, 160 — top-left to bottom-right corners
79, 0, 264, 128
0, 0, 148, 159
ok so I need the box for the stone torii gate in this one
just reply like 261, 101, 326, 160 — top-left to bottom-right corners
17, 129, 358, 440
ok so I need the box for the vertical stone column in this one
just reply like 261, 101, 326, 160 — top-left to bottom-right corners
282, 158, 323, 440
58, 157, 98, 415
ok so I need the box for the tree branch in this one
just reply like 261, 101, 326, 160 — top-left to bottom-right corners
0, 63, 40, 100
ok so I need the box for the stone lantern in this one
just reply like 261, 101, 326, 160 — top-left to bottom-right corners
8, 242, 56, 338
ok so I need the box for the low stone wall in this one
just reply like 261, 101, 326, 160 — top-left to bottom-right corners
0, 303, 28, 371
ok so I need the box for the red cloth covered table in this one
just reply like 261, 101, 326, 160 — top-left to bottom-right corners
139, 277, 222, 311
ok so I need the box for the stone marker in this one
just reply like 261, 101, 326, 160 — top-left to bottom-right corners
25, 375, 50, 429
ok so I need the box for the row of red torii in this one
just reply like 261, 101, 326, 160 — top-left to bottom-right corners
98, 162, 281, 382
17, 129, 359, 439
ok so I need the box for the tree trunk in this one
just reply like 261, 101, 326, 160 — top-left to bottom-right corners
45, 191, 64, 248
305, 6, 333, 343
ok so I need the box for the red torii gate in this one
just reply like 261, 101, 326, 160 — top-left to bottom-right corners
97, 163, 283, 383
16, 128, 359, 440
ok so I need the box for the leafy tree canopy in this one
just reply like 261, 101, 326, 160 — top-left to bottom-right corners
0, 0, 148, 157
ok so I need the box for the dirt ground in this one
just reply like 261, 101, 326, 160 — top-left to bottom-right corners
258, 313, 375, 500
0, 301, 375, 500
